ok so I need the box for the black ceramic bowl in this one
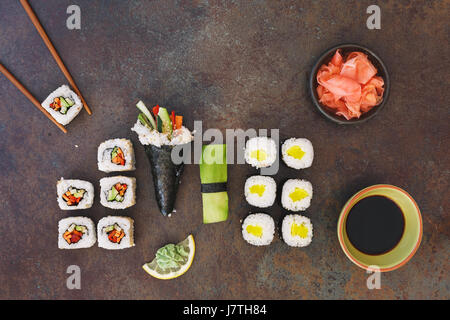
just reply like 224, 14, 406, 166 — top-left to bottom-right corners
309, 44, 390, 125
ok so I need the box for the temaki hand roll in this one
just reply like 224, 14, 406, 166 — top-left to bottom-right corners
199, 144, 229, 224
131, 101, 193, 216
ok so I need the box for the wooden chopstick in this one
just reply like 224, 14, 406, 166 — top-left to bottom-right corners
0, 62, 67, 133
20, 0, 92, 115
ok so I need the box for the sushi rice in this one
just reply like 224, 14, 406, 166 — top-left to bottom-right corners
58, 217, 96, 249
281, 179, 313, 211
281, 214, 313, 247
244, 175, 276, 208
97, 216, 135, 250
242, 213, 275, 246
281, 138, 314, 169
56, 178, 94, 210
99, 176, 136, 209
244, 137, 277, 169
41, 85, 82, 125
97, 138, 136, 173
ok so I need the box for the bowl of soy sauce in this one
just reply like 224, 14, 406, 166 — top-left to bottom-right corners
337, 185, 422, 272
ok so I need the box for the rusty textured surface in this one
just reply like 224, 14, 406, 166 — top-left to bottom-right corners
0, 0, 448, 300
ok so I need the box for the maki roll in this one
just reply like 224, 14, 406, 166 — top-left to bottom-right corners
58, 217, 96, 249
244, 137, 277, 169
131, 101, 193, 216
281, 138, 314, 169
97, 216, 135, 250
241, 213, 275, 246
281, 215, 313, 247
281, 179, 313, 211
244, 175, 276, 208
99, 176, 136, 209
42, 85, 82, 125
97, 138, 135, 173
57, 178, 94, 210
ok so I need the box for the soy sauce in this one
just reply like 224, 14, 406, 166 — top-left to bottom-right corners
346, 195, 405, 255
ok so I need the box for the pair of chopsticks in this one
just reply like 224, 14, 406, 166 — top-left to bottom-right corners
0, 0, 91, 133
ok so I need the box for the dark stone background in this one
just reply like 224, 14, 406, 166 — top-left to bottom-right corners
0, 0, 448, 299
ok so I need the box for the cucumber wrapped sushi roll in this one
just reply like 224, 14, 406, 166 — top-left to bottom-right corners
97, 138, 135, 173
42, 85, 82, 125
57, 178, 94, 210
97, 216, 135, 250
99, 176, 136, 209
58, 217, 96, 249
131, 101, 193, 216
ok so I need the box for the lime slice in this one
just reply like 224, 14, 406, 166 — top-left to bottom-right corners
142, 235, 195, 280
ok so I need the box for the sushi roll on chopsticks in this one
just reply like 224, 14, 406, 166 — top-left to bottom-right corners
131, 101, 193, 216
281, 179, 313, 211
97, 138, 135, 173
100, 176, 136, 209
244, 137, 277, 169
42, 85, 82, 125
281, 138, 314, 169
57, 178, 94, 210
244, 175, 276, 208
97, 216, 135, 250
58, 217, 96, 249
281, 215, 313, 247
242, 213, 275, 246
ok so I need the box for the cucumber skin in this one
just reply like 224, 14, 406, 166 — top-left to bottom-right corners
157, 108, 173, 135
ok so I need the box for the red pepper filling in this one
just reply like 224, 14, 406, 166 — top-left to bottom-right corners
62, 189, 85, 206
114, 183, 127, 196
50, 97, 62, 111
107, 229, 125, 244
63, 230, 83, 244
111, 147, 126, 166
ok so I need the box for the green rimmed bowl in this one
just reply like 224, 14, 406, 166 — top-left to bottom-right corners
337, 185, 422, 272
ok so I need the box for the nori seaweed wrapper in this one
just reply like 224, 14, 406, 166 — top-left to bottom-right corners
143, 144, 184, 216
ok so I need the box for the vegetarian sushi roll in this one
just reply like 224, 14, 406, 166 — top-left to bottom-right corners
97, 216, 135, 250
57, 178, 94, 210
241, 213, 275, 246
42, 85, 82, 125
281, 138, 314, 169
99, 176, 136, 209
281, 179, 313, 211
58, 217, 96, 249
244, 175, 276, 208
244, 137, 277, 169
131, 101, 193, 216
97, 138, 135, 173
281, 215, 313, 247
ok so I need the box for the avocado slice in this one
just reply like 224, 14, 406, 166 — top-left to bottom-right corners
60, 97, 70, 108
65, 97, 75, 106
75, 225, 87, 233
138, 113, 152, 129
107, 187, 119, 201
157, 107, 173, 135
111, 146, 119, 159
104, 225, 115, 233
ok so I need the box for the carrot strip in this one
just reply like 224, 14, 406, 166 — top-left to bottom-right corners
175, 116, 183, 130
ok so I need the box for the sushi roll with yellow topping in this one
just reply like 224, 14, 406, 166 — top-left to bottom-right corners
244, 137, 277, 169
244, 176, 276, 208
282, 215, 313, 247
281, 138, 314, 170
281, 179, 313, 211
241, 213, 275, 246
